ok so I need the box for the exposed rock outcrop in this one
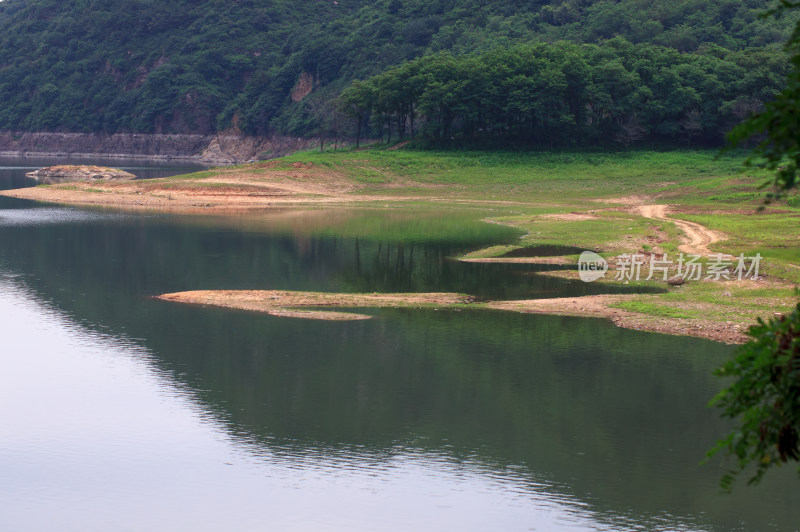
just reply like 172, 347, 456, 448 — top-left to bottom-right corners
199, 134, 316, 164
26, 165, 137, 184
291, 71, 316, 102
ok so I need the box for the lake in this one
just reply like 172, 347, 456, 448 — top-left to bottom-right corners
0, 157, 797, 531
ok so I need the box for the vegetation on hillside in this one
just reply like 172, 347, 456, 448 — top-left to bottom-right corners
339, 39, 790, 147
728, 1, 800, 196
0, 0, 796, 142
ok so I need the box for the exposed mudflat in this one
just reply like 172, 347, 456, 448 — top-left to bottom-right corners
157, 290, 474, 320
158, 288, 757, 343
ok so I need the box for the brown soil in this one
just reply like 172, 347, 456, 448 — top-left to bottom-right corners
540, 212, 600, 221
595, 194, 652, 206
0, 165, 426, 212
0, 162, 565, 212
157, 290, 473, 320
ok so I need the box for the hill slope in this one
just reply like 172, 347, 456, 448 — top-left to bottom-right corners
0, 0, 795, 138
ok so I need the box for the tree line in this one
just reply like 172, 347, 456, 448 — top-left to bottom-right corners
337, 38, 790, 148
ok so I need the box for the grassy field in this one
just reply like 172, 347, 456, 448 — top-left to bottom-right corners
275, 145, 796, 262
278, 145, 799, 340
277, 147, 760, 201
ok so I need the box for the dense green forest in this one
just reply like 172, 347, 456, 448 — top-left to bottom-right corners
0, 0, 796, 146
339, 39, 790, 147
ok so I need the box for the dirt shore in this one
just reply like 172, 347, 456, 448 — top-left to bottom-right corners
0, 165, 374, 211
157, 290, 474, 320
158, 289, 753, 343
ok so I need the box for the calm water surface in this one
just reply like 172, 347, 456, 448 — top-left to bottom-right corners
0, 157, 797, 531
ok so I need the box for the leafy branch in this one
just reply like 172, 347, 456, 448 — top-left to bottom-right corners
707, 304, 800, 492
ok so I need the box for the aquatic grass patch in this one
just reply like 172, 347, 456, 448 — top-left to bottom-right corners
458, 244, 526, 259
38, 184, 110, 194
41, 184, 79, 191
610, 300, 700, 319
500, 244, 586, 258
642, 281, 796, 320
154, 170, 218, 181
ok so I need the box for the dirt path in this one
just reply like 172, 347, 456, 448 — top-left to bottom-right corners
386, 141, 412, 151
636, 204, 726, 255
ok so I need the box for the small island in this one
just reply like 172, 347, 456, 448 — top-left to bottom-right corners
26, 165, 136, 183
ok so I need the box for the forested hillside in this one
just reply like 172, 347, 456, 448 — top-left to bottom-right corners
339, 40, 789, 147
0, 0, 795, 145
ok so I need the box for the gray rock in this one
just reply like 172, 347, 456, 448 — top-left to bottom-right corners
667, 275, 685, 286
26, 165, 137, 183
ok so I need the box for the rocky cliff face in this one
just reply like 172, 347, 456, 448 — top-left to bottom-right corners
291, 72, 316, 102
199, 134, 318, 164
0, 132, 317, 164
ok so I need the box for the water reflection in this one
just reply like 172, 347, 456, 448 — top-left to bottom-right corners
0, 274, 712, 532
0, 208, 661, 302
0, 175, 797, 530
0, 207, 132, 226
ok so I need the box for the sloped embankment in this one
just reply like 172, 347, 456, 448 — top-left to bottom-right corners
0, 131, 316, 164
